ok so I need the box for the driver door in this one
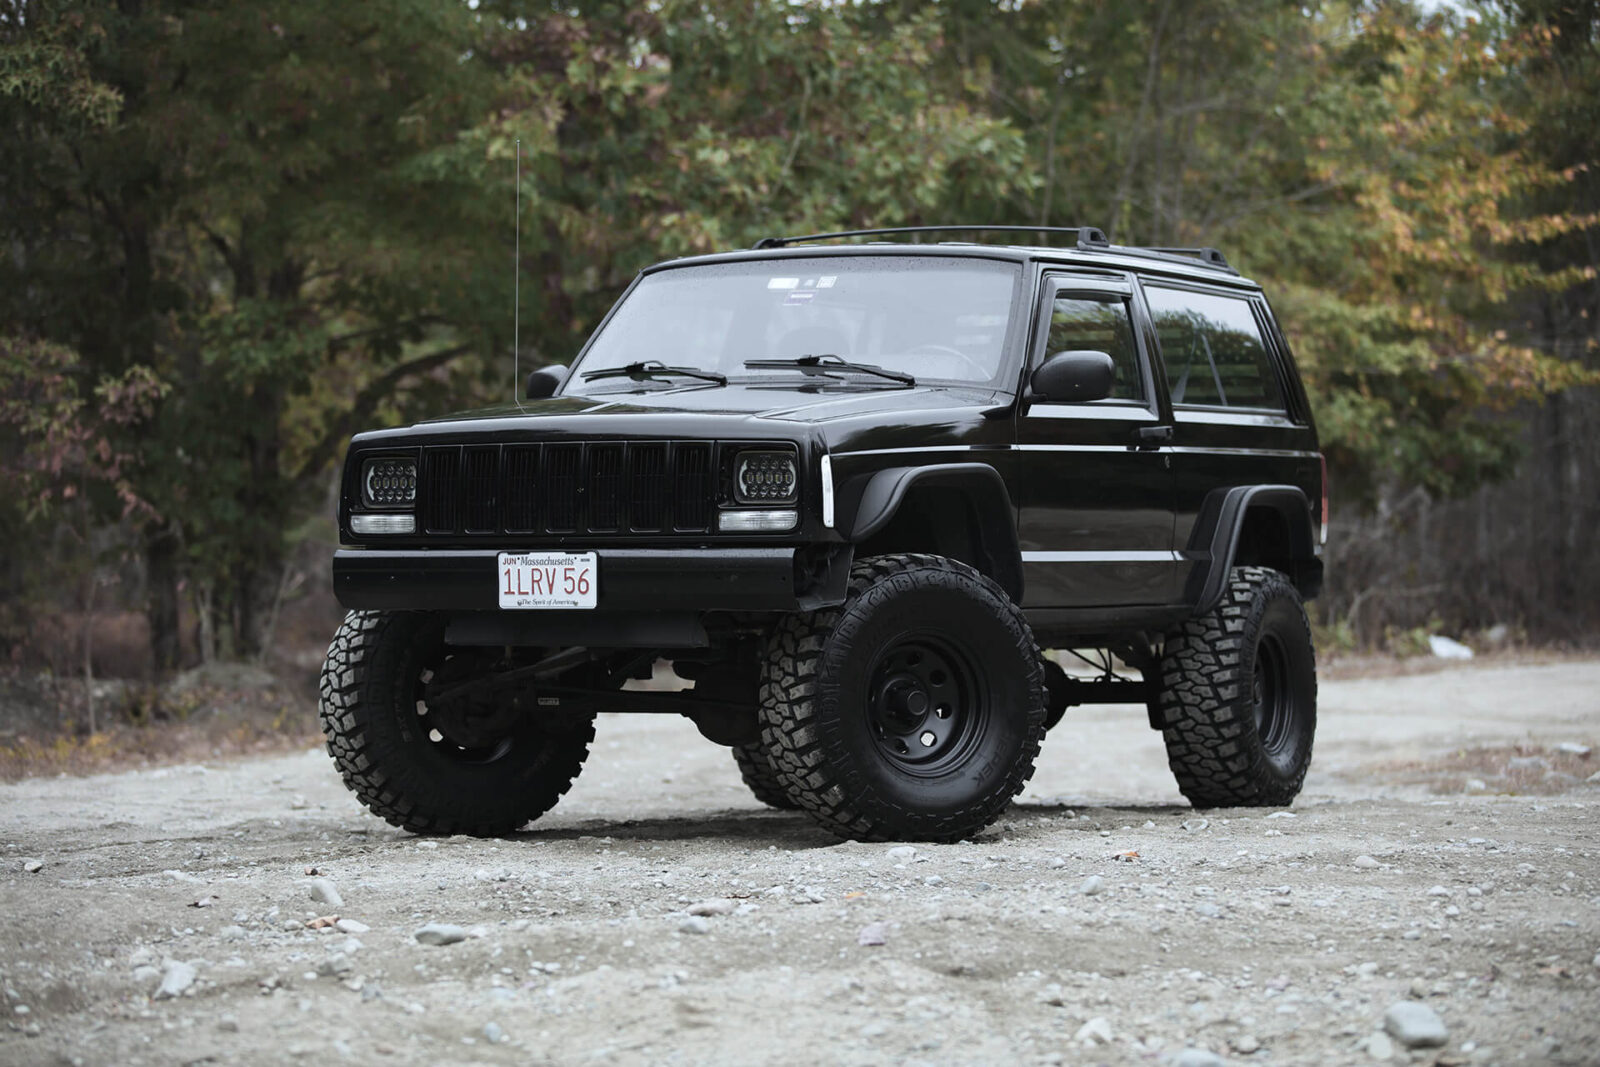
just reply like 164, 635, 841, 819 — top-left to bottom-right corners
1014, 274, 1179, 608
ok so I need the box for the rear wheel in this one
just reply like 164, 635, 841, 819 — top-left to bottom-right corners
759, 553, 1046, 842
1154, 566, 1317, 807
319, 610, 594, 836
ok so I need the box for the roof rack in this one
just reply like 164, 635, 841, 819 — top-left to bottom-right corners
749, 224, 1237, 274
752, 225, 1110, 249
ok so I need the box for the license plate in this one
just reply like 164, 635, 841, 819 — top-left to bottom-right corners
497, 552, 597, 610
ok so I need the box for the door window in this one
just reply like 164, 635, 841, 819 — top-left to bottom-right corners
1145, 286, 1284, 410
1043, 294, 1144, 402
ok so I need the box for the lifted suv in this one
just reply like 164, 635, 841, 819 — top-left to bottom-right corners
320, 225, 1325, 842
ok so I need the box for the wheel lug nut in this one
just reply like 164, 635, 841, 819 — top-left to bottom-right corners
919, 731, 936, 747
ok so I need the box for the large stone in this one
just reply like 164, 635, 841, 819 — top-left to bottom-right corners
308, 878, 343, 908
1383, 1001, 1448, 1048
155, 960, 198, 999
414, 923, 469, 946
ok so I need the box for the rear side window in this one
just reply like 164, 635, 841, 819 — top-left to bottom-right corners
1145, 286, 1284, 410
1044, 294, 1144, 401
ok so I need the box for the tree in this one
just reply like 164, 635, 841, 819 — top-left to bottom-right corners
2, 0, 494, 666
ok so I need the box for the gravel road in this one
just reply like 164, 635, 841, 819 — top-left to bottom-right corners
2, 659, 1597, 1067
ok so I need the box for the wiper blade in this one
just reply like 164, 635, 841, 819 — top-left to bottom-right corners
580, 360, 727, 385
743, 354, 915, 386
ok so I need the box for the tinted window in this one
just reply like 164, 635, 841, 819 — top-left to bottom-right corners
1145, 287, 1284, 410
1043, 294, 1143, 402
573, 256, 1020, 388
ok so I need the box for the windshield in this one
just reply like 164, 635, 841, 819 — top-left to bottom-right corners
568, 255, 1021, 390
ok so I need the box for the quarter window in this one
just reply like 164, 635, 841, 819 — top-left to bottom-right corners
1145, 287, 1284, 410
1043, 294, 1144, 402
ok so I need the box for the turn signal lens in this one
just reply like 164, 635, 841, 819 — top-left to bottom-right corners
718, 509, 798, 532
1318, 452, 1329, 546
351, 513, 416, 535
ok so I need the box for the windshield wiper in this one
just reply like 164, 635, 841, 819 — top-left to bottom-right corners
580, 360, 727, 386
742, 354, 915, 386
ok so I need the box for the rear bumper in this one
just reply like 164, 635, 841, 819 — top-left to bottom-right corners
333, 547, 805, 613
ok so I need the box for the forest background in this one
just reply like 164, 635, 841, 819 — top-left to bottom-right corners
1, 0, 1597, 740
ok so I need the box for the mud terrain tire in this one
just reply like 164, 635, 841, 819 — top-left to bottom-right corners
1155, 566, 1317, 807
758, 554, 1047, 842
732, 743, 799, 810
319, 610, 593, 835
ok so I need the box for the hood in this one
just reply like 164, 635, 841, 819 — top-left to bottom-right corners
416, 381, 1009, 424
345, 381, 1015, 454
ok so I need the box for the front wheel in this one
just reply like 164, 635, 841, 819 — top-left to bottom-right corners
1154, 566, 1317, 808
319, 611, 594, 835
758, 554, 1047, 842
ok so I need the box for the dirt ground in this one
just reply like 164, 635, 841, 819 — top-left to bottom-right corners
1, 659, 1597, 1067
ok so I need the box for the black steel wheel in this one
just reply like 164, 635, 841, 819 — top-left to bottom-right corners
864, 635, 989, 773
319, 610, 594, 836
759, 553, 1047, 842
1153, 566, 1317, 807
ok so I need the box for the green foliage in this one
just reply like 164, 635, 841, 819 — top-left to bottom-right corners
0, 1, 122, 127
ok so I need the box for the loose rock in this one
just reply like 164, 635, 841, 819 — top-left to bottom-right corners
1174, 1049, 1226, 1067
678, 916, 712, 935
1383, 1001, 1448, 1048
886, 845, 917, 863
1365, 1031, 1394, 1061
857, 922, 888, 946
22, 859, 43, 874
1080, 875, 1106, 896
316, 954, 354, 977
687, 899, 736, 917
155, 960, 198, 999
1074, 1017, 1113, 1045
1353, 855, 1380, 870
414, 923, 469, 946
308, 878, 343, 908
335, 918, 370, 935
483, 1021, 505, 1044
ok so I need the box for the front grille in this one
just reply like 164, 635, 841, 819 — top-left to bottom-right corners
418, 441, 718, 536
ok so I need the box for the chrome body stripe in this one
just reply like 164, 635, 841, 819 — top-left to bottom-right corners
1020, 550, 1182, 563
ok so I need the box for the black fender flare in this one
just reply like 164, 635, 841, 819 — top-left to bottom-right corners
1185, 484, 1321, 614
836, 463, 1024, 602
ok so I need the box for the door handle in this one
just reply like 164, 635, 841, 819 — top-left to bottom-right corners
1134, 425, 1173, 450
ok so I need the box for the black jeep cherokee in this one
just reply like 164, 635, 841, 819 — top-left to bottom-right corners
320, 225, 1325, 843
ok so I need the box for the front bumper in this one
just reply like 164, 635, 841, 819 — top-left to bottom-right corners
333, 547, 809, 613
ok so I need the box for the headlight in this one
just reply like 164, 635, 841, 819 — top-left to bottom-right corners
361, 456, 417, 508
733, 450, 798, 504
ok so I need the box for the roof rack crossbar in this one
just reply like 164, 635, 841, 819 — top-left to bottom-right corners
1143, 245, 1233, 269
752, 225, 1110, 250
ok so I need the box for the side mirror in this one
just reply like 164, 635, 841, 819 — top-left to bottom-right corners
524, 364, 568, 400
1030, 350, 1115, 403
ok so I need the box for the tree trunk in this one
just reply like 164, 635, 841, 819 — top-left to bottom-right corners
145, 524, 182, 677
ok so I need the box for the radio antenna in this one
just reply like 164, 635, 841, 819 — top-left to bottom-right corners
513, 138, 520, 403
